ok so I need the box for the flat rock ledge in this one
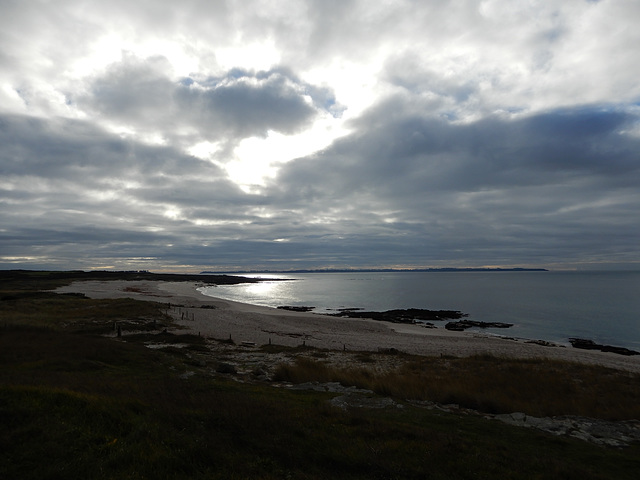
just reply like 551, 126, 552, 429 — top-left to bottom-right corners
495, 412, 640, 448
327, 308, 468, 323
445, 320, 513, 331
288, 381, 403, 410
569, 338, 640, 356
287, 383, 640, 447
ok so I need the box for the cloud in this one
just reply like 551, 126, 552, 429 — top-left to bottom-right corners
1, 100, 639, 270
269, 99, 640, 266
79, 56, 327, 146
0, 113, 255, 268
1, 0, 640, 270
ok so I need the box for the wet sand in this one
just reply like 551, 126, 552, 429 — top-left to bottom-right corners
55, 280, 640, 373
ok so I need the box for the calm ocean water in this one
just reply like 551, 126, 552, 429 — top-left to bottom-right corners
200, 271, 640, 350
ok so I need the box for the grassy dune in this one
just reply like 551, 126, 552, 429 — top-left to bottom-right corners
1, 270, 639, 479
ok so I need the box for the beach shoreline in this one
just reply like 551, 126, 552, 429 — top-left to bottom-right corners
55, 279, 640, 373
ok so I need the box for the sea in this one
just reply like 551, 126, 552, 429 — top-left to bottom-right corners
199, 271, 640, 351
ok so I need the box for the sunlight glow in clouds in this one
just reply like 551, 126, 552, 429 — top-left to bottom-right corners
216, 41, 281, 73
228, 116, 349, 187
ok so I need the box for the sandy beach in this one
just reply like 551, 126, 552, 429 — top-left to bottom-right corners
55, 279, 640, 373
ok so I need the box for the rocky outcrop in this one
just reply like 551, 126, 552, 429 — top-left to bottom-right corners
569, 338, 640, 356
495, 412, 640, 447
289, 382, 640, 447
277, 305, 315, 312
328, 308, 467, 323
289, 381, 403, 409
445, 320, 513, 331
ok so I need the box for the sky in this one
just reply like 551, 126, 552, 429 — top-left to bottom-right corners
1, 0, 639, 272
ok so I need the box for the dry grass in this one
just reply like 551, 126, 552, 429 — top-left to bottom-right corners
0, 290, 171, 333
273, 353, 640, 420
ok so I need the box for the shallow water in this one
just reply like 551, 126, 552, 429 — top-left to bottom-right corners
200, 271, 640, 350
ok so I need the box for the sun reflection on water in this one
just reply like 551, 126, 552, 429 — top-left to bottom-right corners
199, 274, 296, 307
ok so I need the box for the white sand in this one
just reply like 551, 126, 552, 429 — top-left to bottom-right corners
55, 280, 640, 373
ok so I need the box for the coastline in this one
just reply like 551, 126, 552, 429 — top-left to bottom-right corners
55, 279, 640, 373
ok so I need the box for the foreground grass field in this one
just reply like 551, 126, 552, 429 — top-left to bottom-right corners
1, 270, 639, 479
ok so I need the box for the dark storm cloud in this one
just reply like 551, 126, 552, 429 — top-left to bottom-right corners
0, 114, 223, 182
2, 94, 639, 271
0, 113, 260, 269
277, 99, 638, 194
269, 99, 640, 267
80, 56, 323, 143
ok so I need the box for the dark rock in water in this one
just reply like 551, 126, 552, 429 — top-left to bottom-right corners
569, 338, 600, 350
445, 320, 514, 331
328, 308, 467, 323
569, 338, 640, 356
417, 322, 437, 329
277, 305, 315, 312
445, 323, 466, 331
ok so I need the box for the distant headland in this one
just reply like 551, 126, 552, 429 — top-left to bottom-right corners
201, 267, 548, 274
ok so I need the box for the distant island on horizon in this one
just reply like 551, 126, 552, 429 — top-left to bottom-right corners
201, 267, 549, 274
